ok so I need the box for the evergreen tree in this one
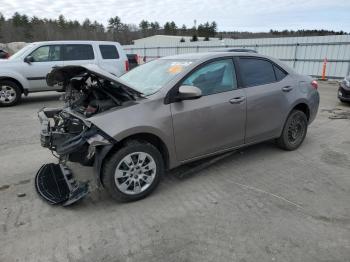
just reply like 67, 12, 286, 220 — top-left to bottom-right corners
164, 22, 171, 35
139, 20, 150, 37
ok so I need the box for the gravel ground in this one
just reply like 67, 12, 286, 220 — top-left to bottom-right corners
0, 81, 349, 262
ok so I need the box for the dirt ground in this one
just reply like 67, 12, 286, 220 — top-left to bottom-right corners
0, 81, 349, 262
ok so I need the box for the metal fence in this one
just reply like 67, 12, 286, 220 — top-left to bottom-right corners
124, 35, 350, 79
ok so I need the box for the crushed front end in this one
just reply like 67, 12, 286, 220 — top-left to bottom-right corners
36, 107, 113, 206
34, 65, 142, 206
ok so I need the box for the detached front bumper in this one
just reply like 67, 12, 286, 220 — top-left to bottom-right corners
36, 108, 114, 206
35, 163, 89, 206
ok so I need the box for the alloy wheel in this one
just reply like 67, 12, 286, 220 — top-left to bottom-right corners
114, 152, 157, 195
0, 85, 17, 104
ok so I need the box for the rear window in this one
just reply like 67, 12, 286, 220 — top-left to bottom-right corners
99, 45, 119, 59
239, 58, 276, 87
63, 44, 94, 60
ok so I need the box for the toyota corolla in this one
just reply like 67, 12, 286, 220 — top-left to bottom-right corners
36, 52, 319, 205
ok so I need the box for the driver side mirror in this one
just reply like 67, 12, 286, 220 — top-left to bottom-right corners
24, 56, 34, 64
177, 85, 202, 101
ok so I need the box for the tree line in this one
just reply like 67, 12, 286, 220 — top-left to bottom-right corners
0, 12, 347, 45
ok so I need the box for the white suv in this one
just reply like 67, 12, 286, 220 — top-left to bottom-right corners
0, 41, 129, 106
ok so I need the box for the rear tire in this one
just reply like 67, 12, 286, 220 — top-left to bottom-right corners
102, 140, 164, 202
0, 80, 21, 107
277, 110, 308, 151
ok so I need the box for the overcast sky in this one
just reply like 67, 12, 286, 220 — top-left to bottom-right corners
1, 0, 349, 32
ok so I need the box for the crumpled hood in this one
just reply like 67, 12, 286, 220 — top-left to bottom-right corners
46, 64, 143, 95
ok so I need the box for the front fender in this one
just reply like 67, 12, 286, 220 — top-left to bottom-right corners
0, 70, 29, 90
112, 126, 178, 169
93, 144, 114, 187
113, 125, 168, 144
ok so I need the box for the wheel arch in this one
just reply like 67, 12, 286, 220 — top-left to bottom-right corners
290, 102, 310, 121
0, 76, 25, 93
276, 102, 309, 150
277, 101, 311, 138
96, 132, 171, 187
118, 132, 170, 170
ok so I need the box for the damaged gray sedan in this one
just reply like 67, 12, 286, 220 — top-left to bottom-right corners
36, 52, 319, 205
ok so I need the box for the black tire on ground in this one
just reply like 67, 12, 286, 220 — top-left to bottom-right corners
0, 80, 22, 107
276, 110, 308, 151
102, 140, 164, 202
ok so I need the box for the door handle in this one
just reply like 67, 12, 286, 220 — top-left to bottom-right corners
229, 96, 245, 104
282, 86, 293, 92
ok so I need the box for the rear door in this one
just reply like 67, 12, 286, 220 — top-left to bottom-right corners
19, 45, 64, 90
98, 44, 126, 76
171, 58, 246, 161
238, 57, 294, 143
62, 44, 96, 67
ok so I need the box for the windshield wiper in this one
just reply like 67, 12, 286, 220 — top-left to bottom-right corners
121, 85, 144, 100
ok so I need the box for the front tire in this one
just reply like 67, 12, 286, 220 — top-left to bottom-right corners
277, 110, 308, 151
0, 80, 21, 107
102, 140, 164, 202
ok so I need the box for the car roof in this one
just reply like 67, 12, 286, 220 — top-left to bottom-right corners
160, 52, 296, 75
31, 40, 121, 45
209, 48, 257, 53
161, 52, 265, 61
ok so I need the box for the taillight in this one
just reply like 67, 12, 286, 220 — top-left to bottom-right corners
125, 60, 129, 71
311, 80, 318, 90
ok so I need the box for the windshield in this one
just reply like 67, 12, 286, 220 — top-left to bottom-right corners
119, 59, 194, 96
9, 44, 34, 60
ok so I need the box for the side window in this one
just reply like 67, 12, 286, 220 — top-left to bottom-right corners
30, 45, 61, 62
274, 65, 288, 81
99, 45, 119, 59
239, 58, 276, 87
182, 59, 237, 96
63, 45, 94, 60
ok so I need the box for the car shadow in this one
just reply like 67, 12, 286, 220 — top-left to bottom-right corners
20, 92, 62, 105
74, 140, 279, 209
168, 140, 277, 181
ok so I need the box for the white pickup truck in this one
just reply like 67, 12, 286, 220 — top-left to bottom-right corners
0, 41, 129, 106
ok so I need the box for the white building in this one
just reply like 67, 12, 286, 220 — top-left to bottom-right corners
124, 34, 350, 79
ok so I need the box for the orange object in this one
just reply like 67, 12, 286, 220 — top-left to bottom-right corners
321, 57, 327, 80
167, 65, 183, 74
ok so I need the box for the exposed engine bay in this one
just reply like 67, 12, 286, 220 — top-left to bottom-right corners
47, 65, 140, 117
36, 65, 142, 206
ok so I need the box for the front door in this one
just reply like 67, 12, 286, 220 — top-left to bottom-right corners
171, 58, 246, 161
19, 45, 64, 91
